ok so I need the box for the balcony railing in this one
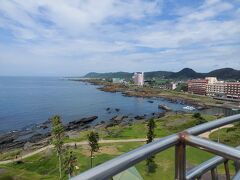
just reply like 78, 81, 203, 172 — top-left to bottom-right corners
71, 114, 240, 180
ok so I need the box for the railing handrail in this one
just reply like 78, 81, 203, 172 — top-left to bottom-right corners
71, 114, 240, 180
186, 146, 240, 179
186, 113, 240, 135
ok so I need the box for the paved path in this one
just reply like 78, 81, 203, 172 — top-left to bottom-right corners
0, 138, 147, 165
199, 124, 233, 138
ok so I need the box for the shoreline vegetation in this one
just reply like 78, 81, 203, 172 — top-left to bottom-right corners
77, 78, 240, 109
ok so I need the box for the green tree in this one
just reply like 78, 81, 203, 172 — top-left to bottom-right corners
51, 115, 65, 179
63, 150, 78, 179
192, 112, 201, 119
146, 118, 157, 173
193, 113, 207, 125
88, 131, 99, 168
146, 118, 156, 143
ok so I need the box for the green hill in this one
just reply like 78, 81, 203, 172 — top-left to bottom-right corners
84, 68, 240, 80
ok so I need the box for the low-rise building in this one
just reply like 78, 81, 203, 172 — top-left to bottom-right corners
112, 78, 124, 83
206, 82, 225, 96
188, 79, 208, 95
205, 77, 225, 97
188, 77, 240, 99
224, 82, 240, 99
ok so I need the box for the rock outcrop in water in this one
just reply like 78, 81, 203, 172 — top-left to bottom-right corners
65, 116, 98, 131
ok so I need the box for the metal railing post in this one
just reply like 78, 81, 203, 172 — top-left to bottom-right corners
211, 168, 218, 180
175, 133, 186, 180
234, 160, 240, 173
224, 160, 230, 180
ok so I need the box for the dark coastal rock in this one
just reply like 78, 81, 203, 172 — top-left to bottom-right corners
0, 136, 14, 145
65, 116, 98, 131
38, 124, 48, 129
82, 125, 91, 129
69, 116, 98, 125
42, 119, 51, 125
115, 108, 120, 112
106, 107, 110, 111
158, 104, 172, 111
0, 132, 20, 145
134, 115, 145, 120
29, 133, 51, 143
81, 116, 98, 123
155, 112, 166, 118
0, 129, 51, 151
148, 100, 154, 103
23, 141, 34, 150
112, 115, 128, 122
105, 122, 116, 128
1, 140, 26, 150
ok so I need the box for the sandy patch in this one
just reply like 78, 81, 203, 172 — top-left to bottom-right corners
0, 169, 7, 174
80, 145, 120, 156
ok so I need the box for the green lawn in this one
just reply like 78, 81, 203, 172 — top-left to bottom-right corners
0, 142, 236, 180
209, 122, 240, 147
0, 149, 22, 161
0, 113, 238, 180
65, 113, 217, 143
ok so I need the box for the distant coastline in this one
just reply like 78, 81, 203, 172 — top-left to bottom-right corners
77, 78, 240, 110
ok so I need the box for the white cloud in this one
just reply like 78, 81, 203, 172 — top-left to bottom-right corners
0, 0, 239, 76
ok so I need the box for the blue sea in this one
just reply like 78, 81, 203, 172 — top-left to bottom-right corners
0, 77, 238, 133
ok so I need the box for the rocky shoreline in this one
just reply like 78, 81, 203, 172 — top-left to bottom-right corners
77, 79, 209, 108
78, 79, 240, 110
0, 109, 167, 152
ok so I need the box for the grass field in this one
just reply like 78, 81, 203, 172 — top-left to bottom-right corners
0, 113, 238, 180
65, 113, 217, 142
209, 122, 240, 147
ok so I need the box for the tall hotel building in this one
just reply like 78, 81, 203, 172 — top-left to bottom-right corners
132, 72, 144, 86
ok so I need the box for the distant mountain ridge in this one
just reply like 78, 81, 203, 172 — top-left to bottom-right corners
84, 68, 240, 80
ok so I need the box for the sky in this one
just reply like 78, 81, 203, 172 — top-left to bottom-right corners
0, 0, 239, 76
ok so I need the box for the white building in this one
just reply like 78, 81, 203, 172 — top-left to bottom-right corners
205, 77, 218, 84
206, 82, 225, 96
172, 83, 177, 90
132, 72, 144, 86
112, 78, 124, 83
205, 77, 225, 96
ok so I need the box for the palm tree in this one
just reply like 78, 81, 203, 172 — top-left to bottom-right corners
51, 115, 65, 179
